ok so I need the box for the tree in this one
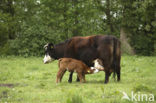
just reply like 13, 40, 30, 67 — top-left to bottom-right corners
0, 0, 155, 56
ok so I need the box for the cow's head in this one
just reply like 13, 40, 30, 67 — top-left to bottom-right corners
43, 43, 55, 64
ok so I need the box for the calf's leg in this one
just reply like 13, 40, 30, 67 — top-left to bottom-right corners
77, 73, 83, 83
60, 70, 66, 82
82, 74, 86, 83
56, 69, 66, 83
76, 75, 80, 82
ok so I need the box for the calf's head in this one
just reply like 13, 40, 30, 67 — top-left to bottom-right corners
43, 43, 55, 64
93, 59, 104, 71
90, 67, 99, 73
85, 67, 99, 74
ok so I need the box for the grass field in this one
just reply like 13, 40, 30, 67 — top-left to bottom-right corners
0, 56, 156, 103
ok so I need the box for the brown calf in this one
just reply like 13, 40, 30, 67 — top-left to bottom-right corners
56, 58, 99, 83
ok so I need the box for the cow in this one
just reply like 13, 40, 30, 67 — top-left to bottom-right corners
56, 58, 99, 83
43, 35, 121, 84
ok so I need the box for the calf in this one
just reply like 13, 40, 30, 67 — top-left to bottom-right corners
56, 58, 99, 83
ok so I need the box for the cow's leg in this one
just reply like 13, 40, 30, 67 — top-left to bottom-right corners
68, 72, 73, 83
76, 75, 80, 82
104, 70, 111, 84
116, 65, 121, 81
117, 54, 121, 82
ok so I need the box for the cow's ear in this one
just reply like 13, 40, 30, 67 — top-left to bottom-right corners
44, 43, 48, 49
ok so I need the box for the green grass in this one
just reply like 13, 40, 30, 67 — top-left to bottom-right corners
0, 56, 156, 103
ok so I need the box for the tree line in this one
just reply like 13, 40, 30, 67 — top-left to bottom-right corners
0, 0, 155, 56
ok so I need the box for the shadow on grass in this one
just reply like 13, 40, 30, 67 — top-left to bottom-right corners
85, 79, 121, 84
59, 79, 122, 85
0, 83, 28, 88
0, 83, 19, 88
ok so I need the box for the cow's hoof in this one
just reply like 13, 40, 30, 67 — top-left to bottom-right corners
104, 81, 108, 84
68, 80, 72, 83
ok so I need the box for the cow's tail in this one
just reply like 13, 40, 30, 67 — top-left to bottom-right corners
112, 38, 118, 79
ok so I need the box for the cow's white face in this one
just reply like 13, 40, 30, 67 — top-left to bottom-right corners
43, 54, 54, 64
43, 43, 55, 64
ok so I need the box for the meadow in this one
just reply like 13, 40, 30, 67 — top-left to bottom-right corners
0, 56, 156, 103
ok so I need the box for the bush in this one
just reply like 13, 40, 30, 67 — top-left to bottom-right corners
9, 23, 60, 56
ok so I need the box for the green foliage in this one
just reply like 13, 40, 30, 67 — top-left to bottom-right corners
0, 11, 9, 47
119, 0, 156, 55
0, 0, 155, 56
10, 23, 60, 56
